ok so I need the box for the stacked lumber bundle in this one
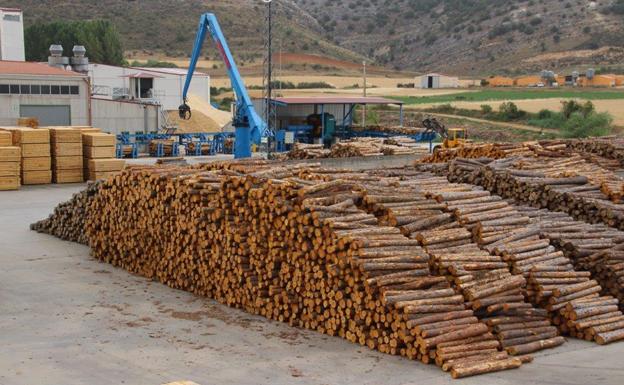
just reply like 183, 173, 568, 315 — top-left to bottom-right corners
49, 127, 83, 183
0, 127, 51, 185
281, 142, 330, 160
0, 131, 20, 191
30, 181, 101, 244
352, 125, 428, 136
149, 139, 177, 157
82, 133, 123, 181
17, 117, 39, 128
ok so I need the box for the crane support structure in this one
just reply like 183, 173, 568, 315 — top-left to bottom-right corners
179, 13, 268, 158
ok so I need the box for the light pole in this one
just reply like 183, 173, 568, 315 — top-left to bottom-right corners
362, 60, 367, 128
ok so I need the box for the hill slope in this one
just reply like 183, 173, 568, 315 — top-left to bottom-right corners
304, 0, 624, 74
8, 0, 624, 75
6, 0, 364, 65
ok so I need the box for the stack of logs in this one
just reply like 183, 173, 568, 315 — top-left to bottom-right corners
34, 162, 536, 378
445, 157, 624, 231
420, 160, 624, 344
31, 180, 102, 244
358, 174, 564, 356
351, 125, 428, 136
280, 142, 330, 160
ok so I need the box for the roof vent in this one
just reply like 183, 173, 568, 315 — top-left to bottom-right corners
48, 44, 69, 69
70, 45, 89, 73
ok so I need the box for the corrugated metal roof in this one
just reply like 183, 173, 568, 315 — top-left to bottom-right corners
121, 71, 164, 78
270, 96, 403, 105
133, 67, 208, 76
0, 61, 86, 77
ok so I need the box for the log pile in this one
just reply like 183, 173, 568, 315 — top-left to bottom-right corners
279, 142, 330, 160
364, 168, 624, 346
446, 157, 624, 231
330, 138, 386, 157
149, 139, 177, 157
357, 176, 562, 356
352, 125, 428, 136
35, 162, 535, 378
30, 180, 102, 244
566, 137, 624, 165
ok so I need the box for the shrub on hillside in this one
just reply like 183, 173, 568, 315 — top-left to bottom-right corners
498, 102, 525, 121
561, 112, 613, 138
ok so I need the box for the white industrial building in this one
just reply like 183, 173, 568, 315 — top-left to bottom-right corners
88, 63, 211, 111
0, 7, 25, 61
417, 73, 459, 89
0, 61, 90, 126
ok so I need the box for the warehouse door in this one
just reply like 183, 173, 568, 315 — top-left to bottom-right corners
20, 105, 71, 126
427, 76, 434, 89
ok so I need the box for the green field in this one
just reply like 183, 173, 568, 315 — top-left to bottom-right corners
393, 89, 624, 105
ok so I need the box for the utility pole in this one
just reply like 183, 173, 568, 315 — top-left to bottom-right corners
362, 60, 367, 128
262, 0, 274, 155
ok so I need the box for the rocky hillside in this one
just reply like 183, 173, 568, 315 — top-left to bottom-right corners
6, 0, 363, 65
304, 0, 624, 74
9, 0, 624, 74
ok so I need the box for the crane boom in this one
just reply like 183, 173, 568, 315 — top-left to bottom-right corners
179, 13, 268, 158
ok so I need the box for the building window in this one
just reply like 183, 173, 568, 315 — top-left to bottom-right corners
41, 85, 50, 94
31, 85, 41, 94
20, 85, 30, 94
70, 85, 79, 95
60, 85, 70, 95
0, 85, 9, 94
3, 15, 20, 22
51, 85, 60, 95
10, 85, 19, 94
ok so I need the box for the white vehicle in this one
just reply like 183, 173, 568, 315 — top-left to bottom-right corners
536, 82, 545, 87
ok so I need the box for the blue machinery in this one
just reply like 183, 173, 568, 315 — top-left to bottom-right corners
115, 132, 233, 158
178, 13, 269, 159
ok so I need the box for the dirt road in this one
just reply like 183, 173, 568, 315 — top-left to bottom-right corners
415, 111, 559, 134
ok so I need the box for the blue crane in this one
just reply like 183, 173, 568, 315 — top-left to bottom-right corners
179, 13, 269, 159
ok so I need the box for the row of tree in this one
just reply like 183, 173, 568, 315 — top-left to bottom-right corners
25, 20, 123, 65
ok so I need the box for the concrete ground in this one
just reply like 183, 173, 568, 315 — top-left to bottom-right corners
1, 184, 623, 385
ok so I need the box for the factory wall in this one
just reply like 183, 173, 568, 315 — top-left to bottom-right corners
88, 64, 210, 110
0, 9, 25, 61
0, 75, 89, 126
91, 98, 159, 135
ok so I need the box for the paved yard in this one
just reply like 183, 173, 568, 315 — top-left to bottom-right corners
1, 184, 623, 385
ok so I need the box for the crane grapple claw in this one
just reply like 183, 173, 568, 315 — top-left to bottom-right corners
178, 103, 192, 120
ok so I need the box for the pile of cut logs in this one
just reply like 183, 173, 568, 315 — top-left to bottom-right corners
351, 125, 428, 136
35, 162, 536, 378
446, 157, 624, 230
30, 180, 101, 244
280, 142, 330, 159
566, 137, 624, 165
35, 158, 624, 377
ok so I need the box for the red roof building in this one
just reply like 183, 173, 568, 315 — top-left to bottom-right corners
0, 60, 85, 77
